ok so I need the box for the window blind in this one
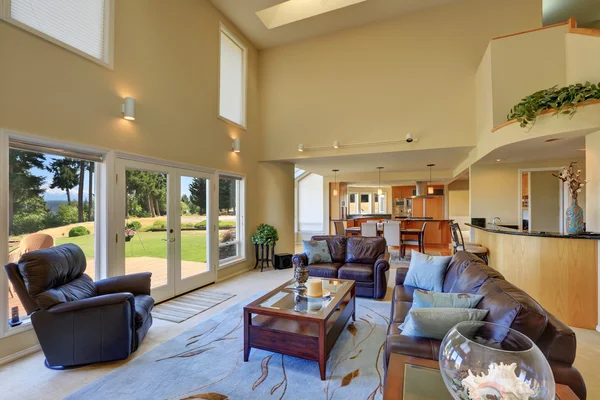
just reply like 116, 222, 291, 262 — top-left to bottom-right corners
9, 139, 105, 162
10, 0, 107, 61
219, 30, 244, 126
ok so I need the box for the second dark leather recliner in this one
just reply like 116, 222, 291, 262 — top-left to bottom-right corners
4, 243, 154, 368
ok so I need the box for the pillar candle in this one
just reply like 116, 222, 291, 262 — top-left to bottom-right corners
306, 279, 323, 297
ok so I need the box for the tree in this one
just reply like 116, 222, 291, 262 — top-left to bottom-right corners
8, 149, 47, 232
48, 158, 79, 204
77, 161, 85, 222
189, 178, 207, 215
219, 178, 235, 213
87, 162, 94, 221
126, 170, 167, 218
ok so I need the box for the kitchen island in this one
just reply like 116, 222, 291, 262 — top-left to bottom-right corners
468, 223, 598, 329
345, 218, 451, 247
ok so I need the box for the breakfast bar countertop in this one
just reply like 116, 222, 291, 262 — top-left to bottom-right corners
466, 223, 600, 240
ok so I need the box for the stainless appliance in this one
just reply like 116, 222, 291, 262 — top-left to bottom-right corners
393, 197, 412, 218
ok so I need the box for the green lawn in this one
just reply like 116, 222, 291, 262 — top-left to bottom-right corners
56, 231, 208, 262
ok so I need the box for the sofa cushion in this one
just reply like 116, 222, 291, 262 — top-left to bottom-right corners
385, 333, 442, 361
443, 252, 504, 293
134, 294, 155, 330
401, 308, 489, 340
18, 244, 88, 297
302, 240, 333, 264
338, 263, 374, 282
391, 300, 412, 324
476, 278, 548, 342
536, 311, 577, 365
311, 235, 347, 263
404, 251, 451, 292
307, 263, 342, 279
345, 236, 386, 264
413, 290, 483, 309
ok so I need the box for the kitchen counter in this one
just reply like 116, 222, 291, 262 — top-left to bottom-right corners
466, 223, 600, 240
346, 214, 392, 220
468, 223, 598, 329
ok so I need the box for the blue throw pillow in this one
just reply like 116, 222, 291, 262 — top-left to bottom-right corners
401, 308, 489, 340
403, 250, 452, 292
413, 289, 483, 309
302, 240, 333, 265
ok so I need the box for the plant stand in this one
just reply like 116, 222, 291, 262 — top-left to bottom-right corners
254, 244, 275, 272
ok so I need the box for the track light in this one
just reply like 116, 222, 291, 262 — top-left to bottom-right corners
332, 169, 339, 196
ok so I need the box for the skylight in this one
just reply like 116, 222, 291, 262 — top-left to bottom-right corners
256, 0, 368, 30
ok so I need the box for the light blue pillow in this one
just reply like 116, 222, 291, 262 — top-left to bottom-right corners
401, 308, 489, 340
403, 250, 452, 292
413, 289, 483, 309
302, 240, 333, 264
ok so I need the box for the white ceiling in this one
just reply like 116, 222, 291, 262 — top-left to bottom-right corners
294, 146, 472, 176
211, 0, 458, 49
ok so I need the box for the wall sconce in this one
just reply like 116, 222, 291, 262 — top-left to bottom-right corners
298, 144, 304, 152
232, 138, 241, 153
122, 97, 135, 121
333, 140, 340, 149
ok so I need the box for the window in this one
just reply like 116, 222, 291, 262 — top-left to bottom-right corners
219, 24, 246, 128
349, 193, 358, 215
7, 140, 102, 324
218, 176, 244, 265
378, 194, 386, 213
1, 0, 114, 67
360, 193, 371, 214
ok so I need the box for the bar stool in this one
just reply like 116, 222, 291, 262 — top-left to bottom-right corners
334, 221, 345, 235
401, 222, 427, 257
449, 222, 489, 264
361, 222, 378, 237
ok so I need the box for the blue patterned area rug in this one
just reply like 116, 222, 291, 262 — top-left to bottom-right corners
66, 293, 390, 400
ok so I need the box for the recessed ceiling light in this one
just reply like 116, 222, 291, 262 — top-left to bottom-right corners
496, 159, 501, 162
545, 138, 562, 143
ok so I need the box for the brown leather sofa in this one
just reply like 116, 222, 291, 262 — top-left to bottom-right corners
292, 235, 390, 299
385, 251, 587, 399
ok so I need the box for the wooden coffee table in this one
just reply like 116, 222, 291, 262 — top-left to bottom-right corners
243, 278, 356, 380
383, 353, 579, 399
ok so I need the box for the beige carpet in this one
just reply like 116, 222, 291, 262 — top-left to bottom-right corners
152, 290, 235, 323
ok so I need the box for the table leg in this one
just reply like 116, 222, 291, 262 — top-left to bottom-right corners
244, 310, 251, 362
351, 287, 356, 322
319, 321, 326, 380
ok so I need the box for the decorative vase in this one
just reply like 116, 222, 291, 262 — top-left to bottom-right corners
566, 200, 584, 235
439, 321, 555, 400
293, 261, 309, 291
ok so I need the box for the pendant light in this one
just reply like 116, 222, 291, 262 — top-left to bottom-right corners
377, 167, 384, 196
332, 169, 339, 196
427, 164, 435, 195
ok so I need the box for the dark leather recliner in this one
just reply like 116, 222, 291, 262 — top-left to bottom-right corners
385, 251, 587, 399
4, 244, 154, 368
292, 235, 390, 299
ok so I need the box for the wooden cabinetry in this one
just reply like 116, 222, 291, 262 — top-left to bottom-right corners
391, 186, 416, 198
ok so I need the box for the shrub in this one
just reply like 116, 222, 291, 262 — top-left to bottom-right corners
151, 220, 167, 230
194, 221, 207, 230
11, 212, 47, 235
69, 226, 90, 237
126, 221, 142, 231
220, 228, 236, 243
52, 204, 78, 226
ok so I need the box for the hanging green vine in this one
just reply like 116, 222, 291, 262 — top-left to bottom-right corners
507, 81, 600, 130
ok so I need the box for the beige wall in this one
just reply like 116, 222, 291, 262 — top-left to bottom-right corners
566, 33, 600, 84
470, 159, 584, 226
449, 190, 469, 216
259, 0, 542, 161
529, 171, 561, 232
0, 0, 296, 359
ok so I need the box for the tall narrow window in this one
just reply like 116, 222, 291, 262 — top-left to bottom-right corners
2, 0, 113, 66
219, 176, 244, 265
7, 142, 102, 323
219, 25, 246, 128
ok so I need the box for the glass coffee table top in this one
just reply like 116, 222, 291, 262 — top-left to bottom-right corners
403, 363, 561, 400
255, 279, 349, 315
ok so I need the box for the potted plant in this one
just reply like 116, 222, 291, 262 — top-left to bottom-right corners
554, 162, 586, 235
125, 228, 137, 242
251, 224, 279, 271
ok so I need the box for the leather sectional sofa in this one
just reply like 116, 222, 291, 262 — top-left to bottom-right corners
292, 235, 390, 299
385, 251, 587, 399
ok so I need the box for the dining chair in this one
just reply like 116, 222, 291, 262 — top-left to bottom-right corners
449, 222, 489, 264
383, 221, 402, 249
401, 222, 427, 257
361, 222, 378, 237
334, 221, 345, 235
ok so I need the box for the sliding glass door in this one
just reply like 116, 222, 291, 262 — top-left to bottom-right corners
115, 158, 216, 302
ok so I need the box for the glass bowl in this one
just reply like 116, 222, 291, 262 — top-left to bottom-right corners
439, 321, 555, 400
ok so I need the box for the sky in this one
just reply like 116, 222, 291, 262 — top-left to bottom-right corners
30, 155, 94, 202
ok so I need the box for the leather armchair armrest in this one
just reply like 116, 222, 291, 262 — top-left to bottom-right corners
373, 252, 390, 299
292, 253, 308, 266
396, 267, 409, 285
95, 272, 152, 296
48, 293, 134, 313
